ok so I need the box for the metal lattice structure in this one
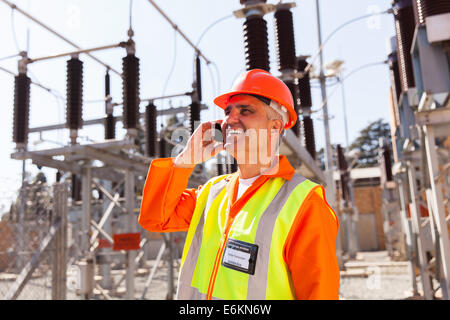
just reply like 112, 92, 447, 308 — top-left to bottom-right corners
384, 0, 450, 299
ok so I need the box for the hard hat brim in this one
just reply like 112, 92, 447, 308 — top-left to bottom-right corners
214, 91, 297, 130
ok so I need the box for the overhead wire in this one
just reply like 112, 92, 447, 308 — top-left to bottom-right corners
301, 8, 392, 79
195, 13, 233, 49
161, 28, 178, 125
194, 14, 233, 120
0, 53, 20, 62
11, 8, 22, 52
1, 0, 122, 76
309, 60, 387, 115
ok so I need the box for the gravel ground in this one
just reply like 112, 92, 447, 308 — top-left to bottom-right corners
1, 250, 428, 300
339, 251, 422, 300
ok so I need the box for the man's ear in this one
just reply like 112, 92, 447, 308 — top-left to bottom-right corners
271, 119, 284, 134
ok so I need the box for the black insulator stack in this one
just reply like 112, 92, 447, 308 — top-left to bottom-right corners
104, 70, 115, 140
159, 134, 167, 158
382, 144, 394, 182
105, 71, 111, 98
413, 0, 450, 25
243, 15, 270, 71
189, 101, 201, 134
145, 103, 157, 157
297, 57, 316, 159
388, 52, 402, 105
122, 54, 140, 130
105, 114, 116, 140
195, 55, 202, 102
274, 8, 297, 71
66, 57, 83, 130
337, 145, 350, 203
71, 173, 81, 202
303, 116, 316, 160
297, 58, 313, 108
13, 73, 31, 145
274, 6, 300, 137
393, 0, 416, 92
285, 81, 300, 137
56, 171, 62, 183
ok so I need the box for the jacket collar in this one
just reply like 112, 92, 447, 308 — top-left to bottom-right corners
224, 155, 295, 182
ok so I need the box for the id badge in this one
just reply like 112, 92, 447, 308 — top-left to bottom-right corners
221, 239, 258, 275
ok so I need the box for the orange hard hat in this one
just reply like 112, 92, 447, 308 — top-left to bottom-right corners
214, 69, 297, 129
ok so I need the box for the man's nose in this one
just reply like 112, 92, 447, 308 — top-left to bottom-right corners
223, 108, 240, 126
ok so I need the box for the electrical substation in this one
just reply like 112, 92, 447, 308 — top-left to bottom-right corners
0, 0, 449, 301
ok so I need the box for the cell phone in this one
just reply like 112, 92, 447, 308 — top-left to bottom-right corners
213, 122, 224, 143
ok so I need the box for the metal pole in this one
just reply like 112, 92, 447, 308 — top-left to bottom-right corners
348, 178, 359, 257
315, 0, 340, 263
382, 188, 394, 257
16, 183, 26, 272
80, 165, 93, 299
100, 181, 113, 291
340, 77, 350, 148
140, 92, 193, 103
422, 125, 450, 299
397, 176, 419, 296
163, 233, 175, 300
315, 0, 336, 205
28, 105, 207, 134
125, 169, 136, 300
406, 161, 433, 299
425, 188, 447, 299
141, 240, 166, 299
52, 182, 68, 300
28, 42, 125, 64
81, 166, 92, 255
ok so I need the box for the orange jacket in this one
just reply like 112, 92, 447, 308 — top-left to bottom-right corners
139, 155, 340, 300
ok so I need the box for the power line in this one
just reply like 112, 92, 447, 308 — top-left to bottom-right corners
310, 60, 388, 115
302, 8, 393, 78
146, 0, 211, 65
0, 0, 122, 76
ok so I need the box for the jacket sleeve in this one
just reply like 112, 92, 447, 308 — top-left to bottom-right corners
283, 186, 340, 300
138, 157, 201, 232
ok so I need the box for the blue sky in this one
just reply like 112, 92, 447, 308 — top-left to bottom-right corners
0, 0, 395, 212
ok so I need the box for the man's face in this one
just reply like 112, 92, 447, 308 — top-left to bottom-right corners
221, 94, 282, 165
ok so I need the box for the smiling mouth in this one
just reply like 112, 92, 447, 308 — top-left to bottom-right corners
226, 128, 245, 137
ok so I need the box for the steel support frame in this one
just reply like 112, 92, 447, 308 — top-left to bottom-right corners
395, 172, 419, 296
416, 95, 450, 299
347, 175, 359, 258
52, 182, 68, 300
421, 124, 450, 298
125, 169, 136, 300
406, 159, 434, 299
79, 164, 94, 299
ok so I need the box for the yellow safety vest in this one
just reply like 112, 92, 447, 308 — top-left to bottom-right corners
177, 173, 318, 300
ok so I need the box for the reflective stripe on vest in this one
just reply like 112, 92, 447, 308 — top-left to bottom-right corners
177, 173, 318, 300
176, 176, 228, 300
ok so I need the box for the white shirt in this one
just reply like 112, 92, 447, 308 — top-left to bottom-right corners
235, 158, 280, 200
237, 175, 261, 200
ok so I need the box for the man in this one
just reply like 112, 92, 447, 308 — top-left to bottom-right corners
139, 69, 340, 300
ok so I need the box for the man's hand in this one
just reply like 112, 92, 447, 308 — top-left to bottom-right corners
174, 120, 224, 168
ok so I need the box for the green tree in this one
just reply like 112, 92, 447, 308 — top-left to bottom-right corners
348, 118, 392, 168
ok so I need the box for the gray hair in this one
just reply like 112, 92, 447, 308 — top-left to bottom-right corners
264, 105, 285, 150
